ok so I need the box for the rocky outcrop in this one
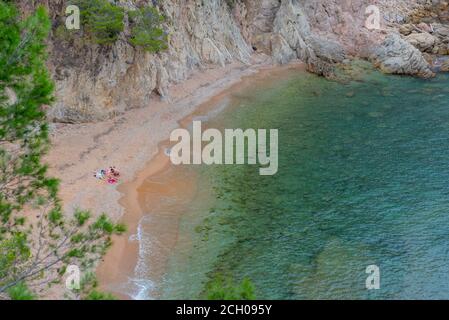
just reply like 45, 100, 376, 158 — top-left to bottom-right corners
393, 1, 449, 69
406, 32, 437, 52
399, 21, 449, 55
441, 59, 449, 71
46, 1, 253, 122
373, 33, 435, 78
269, 0, 347, 77
17, 0, 449, 123
265, 0, 434, 78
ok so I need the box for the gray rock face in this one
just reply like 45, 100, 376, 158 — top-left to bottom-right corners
440, 58, 449, 71
269, 0, 349, 76
243, 0, 282, 53
46, 0, 253, 122
406, 32, 437, 52
17, 0, 441, 122
373, 33, 435, 78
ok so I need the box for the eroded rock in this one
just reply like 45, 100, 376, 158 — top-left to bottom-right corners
406, 32, 437, 52
373, 33, 435, 78
16, 0, 449, 122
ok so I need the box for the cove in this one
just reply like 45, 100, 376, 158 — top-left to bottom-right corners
155, 64, 449, 300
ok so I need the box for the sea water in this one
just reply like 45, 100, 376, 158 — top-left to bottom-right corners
157, 65, 449, 300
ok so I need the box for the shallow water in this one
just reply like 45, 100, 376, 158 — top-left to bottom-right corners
156, 65, 449, 299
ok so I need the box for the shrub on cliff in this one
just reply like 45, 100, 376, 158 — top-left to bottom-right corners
61, 2, 168, 52
129, 6, 168, 53
74, 0, 124, 45
0, 1, 125, 300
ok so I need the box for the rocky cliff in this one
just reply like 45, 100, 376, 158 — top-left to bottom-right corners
17, 0, 449, 123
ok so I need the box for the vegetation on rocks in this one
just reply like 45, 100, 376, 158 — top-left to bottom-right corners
129, 6, 168, 53
74, 0, 125, 45
69, 1, 167, 51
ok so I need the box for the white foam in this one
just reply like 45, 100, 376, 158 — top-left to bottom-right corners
122, 215, 158, 300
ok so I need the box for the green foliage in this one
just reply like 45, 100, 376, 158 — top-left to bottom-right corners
0, 234, 31, 281
48, 208, 63, 224
0, 1, 126, 299
74, 209, 90, 226
129, 6, 168, 53
63, 2, 168, 51
92, 213, 126, 235
114, 223, 127, 234
7, 282, 35, 300
0, 3, 56, 296
85, 290, 116, 300
69, 272, 116, 300
0, 1, 54, 226
204, 275, 256, 300
73, 0, 124, 45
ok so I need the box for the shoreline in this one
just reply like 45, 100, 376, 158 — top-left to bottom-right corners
46, 55, 303, 299
96, 62, 306, 299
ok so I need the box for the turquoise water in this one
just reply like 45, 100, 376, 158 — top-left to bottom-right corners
161, 66, 449, 299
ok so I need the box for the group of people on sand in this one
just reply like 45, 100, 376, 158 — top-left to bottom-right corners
94, 166, 120, 185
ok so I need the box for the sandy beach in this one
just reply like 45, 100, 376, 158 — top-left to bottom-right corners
46, 54, 304, 299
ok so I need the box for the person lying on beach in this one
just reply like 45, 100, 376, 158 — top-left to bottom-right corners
94, 170, 105, 180
107, 177, 118, 184
109, 166, 120, 177
94, 167, 120, 184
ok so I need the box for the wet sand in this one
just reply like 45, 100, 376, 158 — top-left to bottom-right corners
95, 62, 305, 299
45, 53, 275, 298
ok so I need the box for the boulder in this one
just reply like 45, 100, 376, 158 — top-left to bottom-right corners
417, 22, 433, 33
271, 34, 297, 64
441, 59, 449, 72
405, 32, 437, 52
399, 24, 415, 35
432, 23, 449, 42
373, 33, 435, 78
